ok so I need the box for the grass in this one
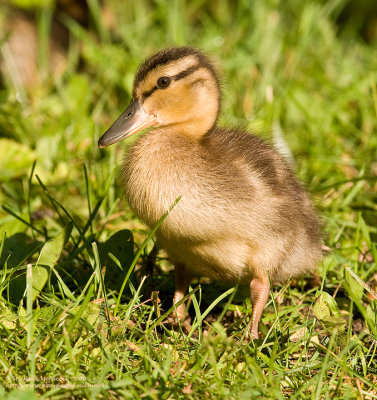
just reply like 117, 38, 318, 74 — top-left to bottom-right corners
0, 0, 377, 398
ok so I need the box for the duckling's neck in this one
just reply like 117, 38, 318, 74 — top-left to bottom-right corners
166, 116, 216, 140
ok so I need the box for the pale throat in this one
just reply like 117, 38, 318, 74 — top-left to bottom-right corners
167, 113, 217, 139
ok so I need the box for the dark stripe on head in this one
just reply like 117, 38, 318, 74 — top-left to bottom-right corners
134, 46, 219, 98
142, 86, 158, 99
142, 64, 202, 99
173, 64, 200, 81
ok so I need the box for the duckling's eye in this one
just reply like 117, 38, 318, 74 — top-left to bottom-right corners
157, 76, 171, 89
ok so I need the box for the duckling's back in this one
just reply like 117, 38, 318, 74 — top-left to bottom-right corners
123, 127, 322, 284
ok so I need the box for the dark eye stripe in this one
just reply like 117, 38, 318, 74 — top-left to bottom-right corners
173, 64, 201, 81
142, 64, 201, 99
142, 86, 158, 99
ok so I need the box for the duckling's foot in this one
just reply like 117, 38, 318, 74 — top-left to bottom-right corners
180, 317, 192, 332
164, 314, 192, 333
247, 275, 270, 340
173, 263, 192, 319
163, 263, 193, 333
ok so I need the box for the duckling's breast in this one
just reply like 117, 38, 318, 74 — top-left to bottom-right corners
122, 128, 259, 241
122, 127, 322, 282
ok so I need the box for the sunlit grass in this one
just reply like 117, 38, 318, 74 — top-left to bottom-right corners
0, 0, 377, 398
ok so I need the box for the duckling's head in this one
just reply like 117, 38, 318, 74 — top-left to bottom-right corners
98, 47, 220, 148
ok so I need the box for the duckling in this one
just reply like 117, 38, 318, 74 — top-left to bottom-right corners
98, 47, 322, 339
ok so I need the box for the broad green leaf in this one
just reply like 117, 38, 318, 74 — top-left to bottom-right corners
38, 222, 73, 267
0, 216, 22, 244
365, 304, 377, 326
322, 316, 346, 328
314, 292, 346, 347
98, 229, 134, 271
32, 222, 73, 300
17, 304, 27, 327
30, 266, 49, 302
0, 139, 36, 179
344, 268, 364, 301
313, 291, 341, 321
0, 302, 18, 329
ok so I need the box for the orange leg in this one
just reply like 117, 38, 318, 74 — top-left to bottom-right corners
248, 275, 270, 339
173, 264, 192, 325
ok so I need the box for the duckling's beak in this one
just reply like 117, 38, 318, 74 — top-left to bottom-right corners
98, 100, 158, 148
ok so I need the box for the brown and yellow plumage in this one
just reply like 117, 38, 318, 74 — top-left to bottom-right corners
99, 47, 322, 339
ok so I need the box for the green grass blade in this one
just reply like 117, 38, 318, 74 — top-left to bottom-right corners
26, 263, 33, 348
114, 196, 181, 316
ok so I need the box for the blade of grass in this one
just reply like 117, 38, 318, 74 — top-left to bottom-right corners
44, 284, 94, 371
91, 242, 110, 331
114, 196, 181, 316
313, 176, 377, 193
87, 0, 109, 42
26, 263, 33, 349
187, 287, 235, 341
65, 167, 116, 264
190, 285, 203, 342
0, 230, 5, 267
27, 160, 37, 240
35, 174, 82, 237
2, 205, 45, 236
123, 275, 147, 324
146, 285, 201, 334
83, 163, 93, 237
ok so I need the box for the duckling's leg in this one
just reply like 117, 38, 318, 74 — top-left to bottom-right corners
173, 263, 192, 329
248, 275, 270, 339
